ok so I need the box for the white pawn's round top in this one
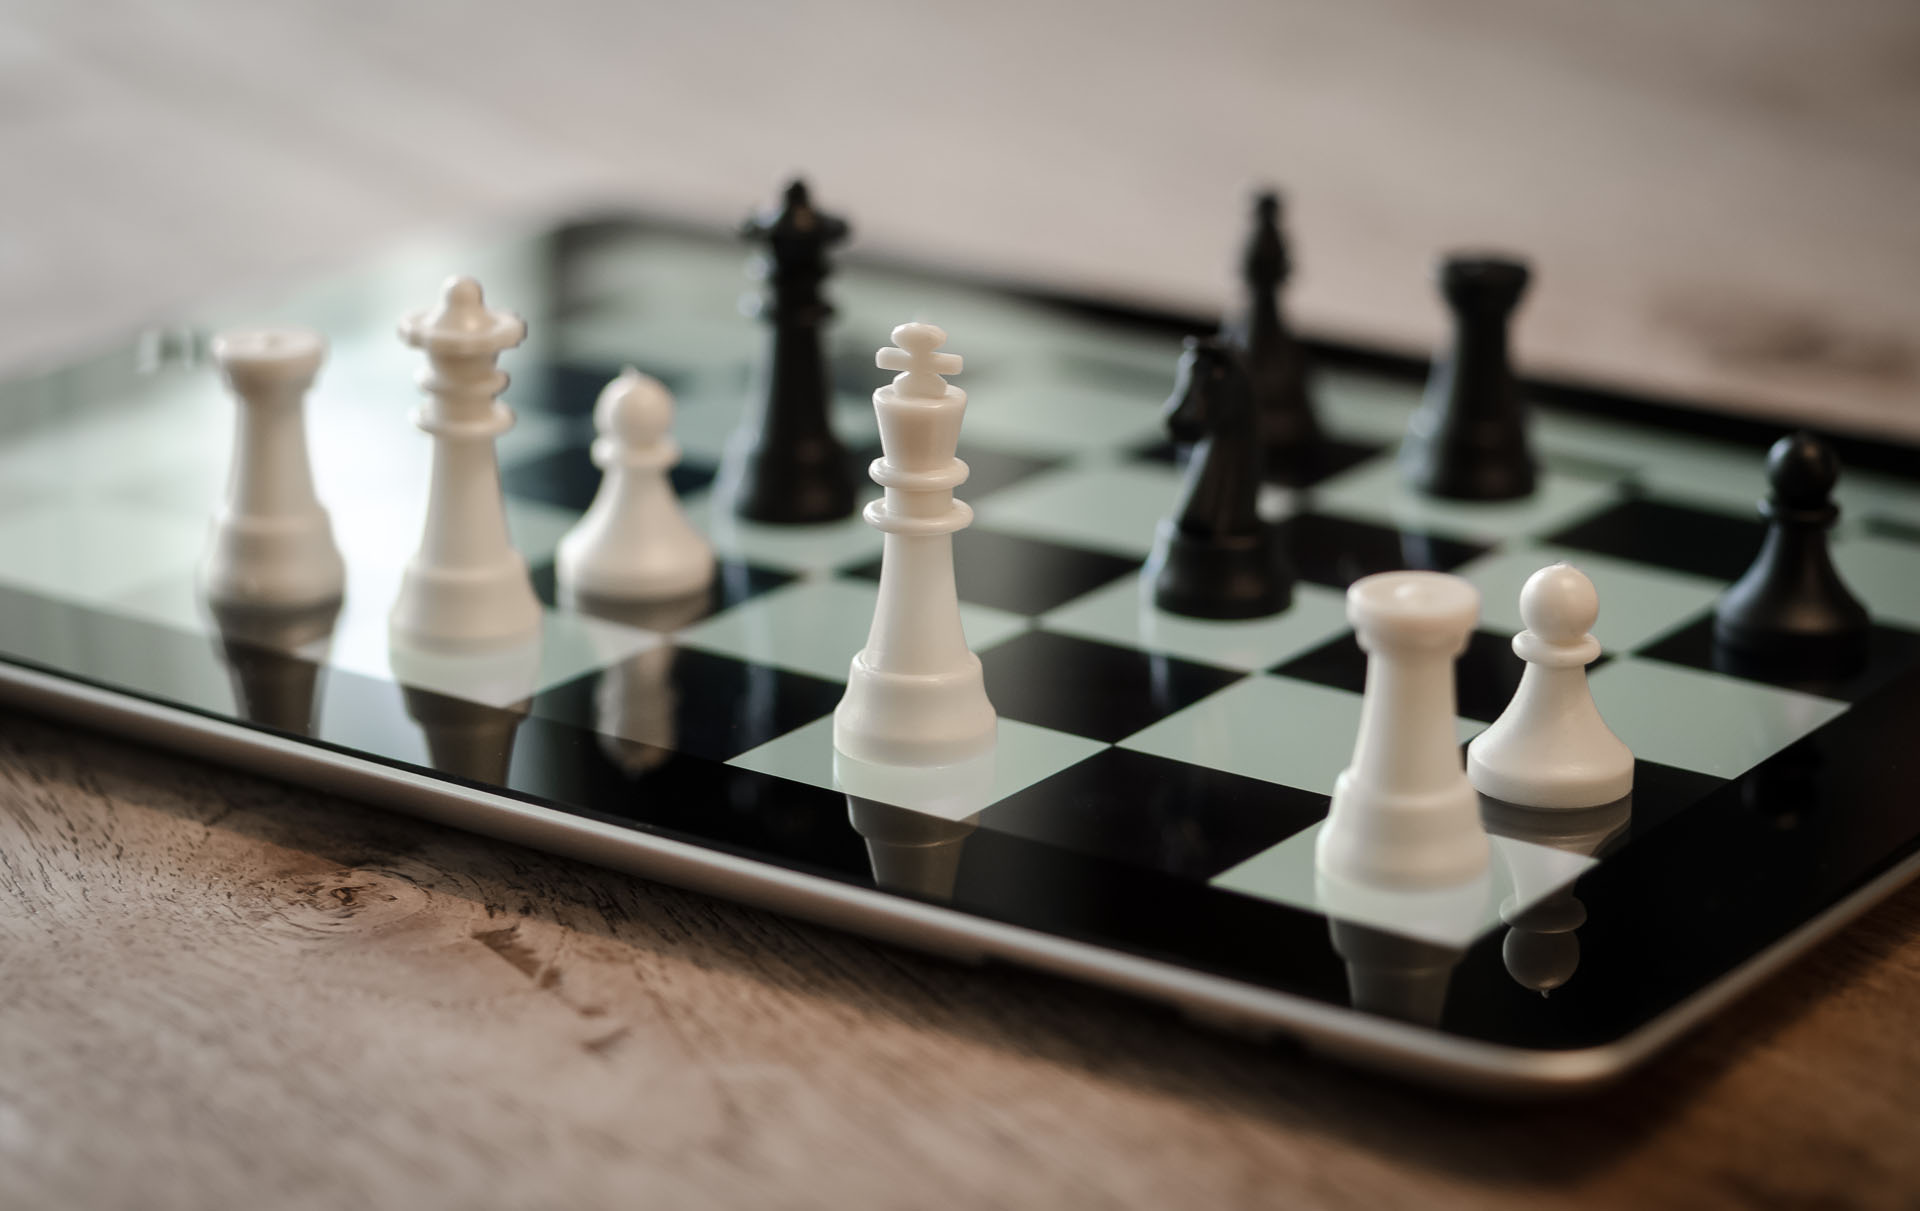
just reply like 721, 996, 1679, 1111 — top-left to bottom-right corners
212, 327, 326, 382
1520, 562, 1599, 645
595, 366, 674, 446
397, 275, 526, 355
1346, 570, 1481, 651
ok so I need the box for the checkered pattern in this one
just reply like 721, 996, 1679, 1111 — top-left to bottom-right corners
10, 226, 1920, 954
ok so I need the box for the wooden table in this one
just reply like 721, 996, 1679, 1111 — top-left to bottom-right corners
4, 709, 1917, 1209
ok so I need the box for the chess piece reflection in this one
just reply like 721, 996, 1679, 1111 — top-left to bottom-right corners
389, 636, 540, 785
1483, 796, 1631, 996
1328, 921, 1466, 1027
1317, 862, 1485, 1026
835, 746, 994, 903
572, 591, 711, 775
846, 798, 980, 902
205, 598, 341, 735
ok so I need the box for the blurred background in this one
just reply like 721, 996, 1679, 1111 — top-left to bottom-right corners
3, 0, 1916, 433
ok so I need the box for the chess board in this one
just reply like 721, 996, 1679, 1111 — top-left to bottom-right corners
4, 213, 1920, 1095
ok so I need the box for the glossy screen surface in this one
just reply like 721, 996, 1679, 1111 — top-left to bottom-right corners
5, 215, 1920, 1052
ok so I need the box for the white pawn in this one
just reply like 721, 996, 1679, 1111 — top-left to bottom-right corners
1468, 563, 1634, 809
1315, 570, 1489, 890
201, 328, 345, 610
557, 368, 714, 604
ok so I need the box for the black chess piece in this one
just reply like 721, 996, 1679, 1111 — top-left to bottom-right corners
725, 179, 856, 524
1400, 254, 1536, 501
1224, 191, 1325, 482
1144, 337, 1292, 619
1714, 431, 1870, 670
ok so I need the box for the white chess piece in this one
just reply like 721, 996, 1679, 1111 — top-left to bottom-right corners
200, 328, 345, 610
833, 323, 996, 767
1315, 570, 1489, 889
1467, 563, 1634, 809
389, 276, 542, 651
556, 368, 714, 604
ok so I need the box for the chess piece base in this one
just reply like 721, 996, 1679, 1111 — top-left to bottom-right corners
725, 431, 855, 525
833, 651, 996, 767
390, 556, 542, 651
1147, 518, 1292, 620
201, 511, 345, 611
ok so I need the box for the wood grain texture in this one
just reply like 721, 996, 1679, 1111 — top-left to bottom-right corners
2, 711, 1917, 1210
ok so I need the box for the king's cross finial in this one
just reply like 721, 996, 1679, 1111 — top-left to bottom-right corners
876, 323, 962, 400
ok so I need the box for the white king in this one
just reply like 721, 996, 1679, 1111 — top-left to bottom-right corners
833, 323, 996, 767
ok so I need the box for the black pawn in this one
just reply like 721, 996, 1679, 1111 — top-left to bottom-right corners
1400, 254, 1536, 501
726, 179, 855, 524
1145, 337, 1292, 619
1225, 191, 1325, 482
1713, 431, 1869, 669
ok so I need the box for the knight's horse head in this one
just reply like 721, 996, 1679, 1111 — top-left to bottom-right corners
1162, 336, 1246, 444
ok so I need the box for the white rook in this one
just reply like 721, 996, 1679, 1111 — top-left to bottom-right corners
1316, 570, 1489, 889
389, 276, 542, 650
833, 323, 996, 766
201, 328, 345, 611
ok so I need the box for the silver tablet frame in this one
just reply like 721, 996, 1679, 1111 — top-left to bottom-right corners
7, 659, 1912, 1097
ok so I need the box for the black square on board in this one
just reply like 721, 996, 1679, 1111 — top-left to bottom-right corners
1272, 511, 1488, 590
1621, 758, 1734, 841
844, 528, 1139, 615
1274, 627, 1546, 723
1547, 497, 1765, 582
1635, 613, 1920, 704
531, 646, 842, 763
978, 747, 1327, 879
528, 560, 796, 626
511, 725, 875, 882
1865, 515, 1920, 544
977, 629, 1243, 742
958, 445, 1064, 500
1475, 757, 1727, 855
1130, 435, 1385, 489
505, 445, 719, 513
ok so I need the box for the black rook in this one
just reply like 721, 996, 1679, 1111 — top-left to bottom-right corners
1401, 254, 1537, 501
